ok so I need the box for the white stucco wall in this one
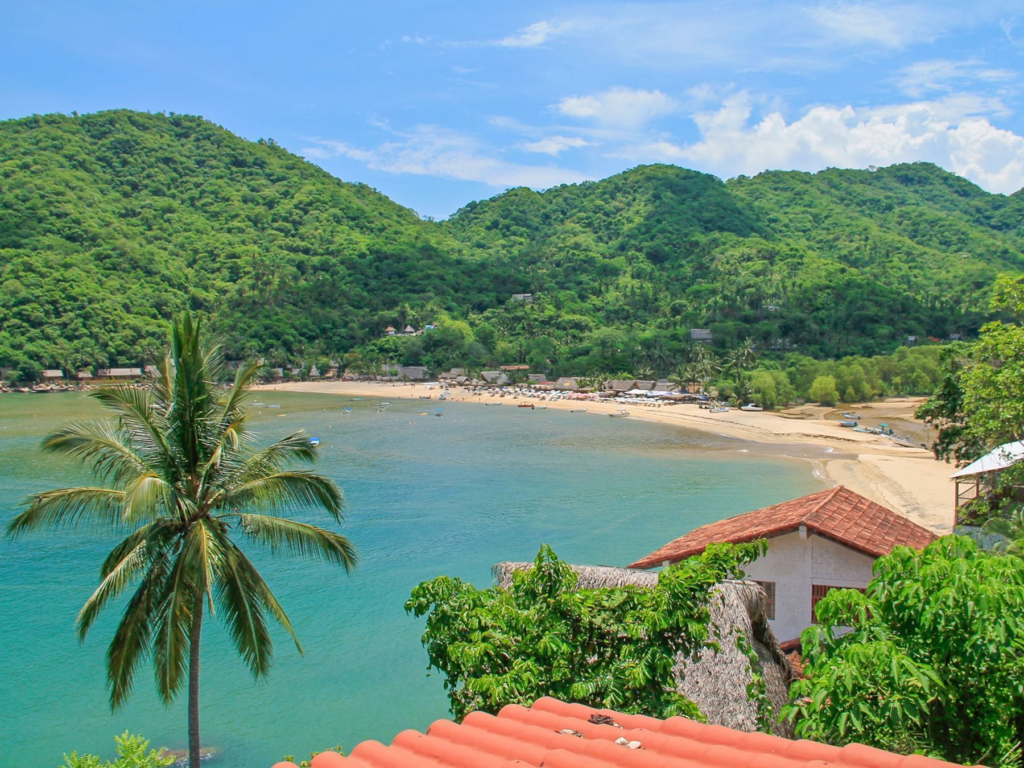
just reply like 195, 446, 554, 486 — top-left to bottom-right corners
743, 528, 876, 643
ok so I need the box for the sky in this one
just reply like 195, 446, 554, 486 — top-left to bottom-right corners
2, 1, 1023, 219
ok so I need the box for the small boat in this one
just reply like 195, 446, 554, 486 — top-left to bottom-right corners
535, 405, 548, 410
439, 393, 448, 401
343, 407, 352, 413
435, 407, 444, 417
308, 437, 321, 447
350, 397, 363, 401
609, 410, 629, 418
485, 402, 502, 406
710, 406, 730, 413
842, 412, 860, 419
267, 404, 281, 409
839, 420, 858, 428
518, 403, 534, 409
419, 396, 432, 400
570, 408, 587, 413
740, 403, 763, 412
252, 402, 265, 406
380, 402, 393, 406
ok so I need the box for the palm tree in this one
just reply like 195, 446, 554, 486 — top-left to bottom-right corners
6, 315, 356, 768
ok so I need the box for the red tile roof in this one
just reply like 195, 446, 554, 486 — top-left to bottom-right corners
277, 696, 974, 767
629, 486, 938, 570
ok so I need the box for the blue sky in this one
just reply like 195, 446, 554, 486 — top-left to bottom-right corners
2, 1, 1023, 218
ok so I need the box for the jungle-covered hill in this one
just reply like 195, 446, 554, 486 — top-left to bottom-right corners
1, 109, 1022, 374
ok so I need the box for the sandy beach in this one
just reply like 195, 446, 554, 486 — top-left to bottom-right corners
257, 381, 958, 533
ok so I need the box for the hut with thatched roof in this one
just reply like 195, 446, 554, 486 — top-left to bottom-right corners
493, 561, 795, 737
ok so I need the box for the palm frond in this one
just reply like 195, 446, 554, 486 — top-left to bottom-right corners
90, 386, 172, 464
151, 548, 198, 705
219, 433, 321, 485
210, 535, 276, 677
78, 541, 151, 641
219, 359, 262, 420
7, 487, 128, 536
107, 554, 169, 710
41, 421, 154, 484
234, 514, 357, 571
122, 473, 172, 524
217, 471, 344, 520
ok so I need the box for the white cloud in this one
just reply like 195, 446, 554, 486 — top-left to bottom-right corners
625, 91, 1024, 194
494, 20, 575, 48
556, 87, 678, 130
897, 58, 1017, 98
401, 34, 431, 44
521, 136, 592, 155
302, 127, 587, 189
804, 2, 946, 48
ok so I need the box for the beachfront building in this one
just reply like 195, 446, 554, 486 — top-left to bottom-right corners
481, 370, 510, 386
41, 369, 64, 382
554, 377, 580, 391
629, 486, 937, 643
94, 367, 143, 381
950, 440, 1024, 522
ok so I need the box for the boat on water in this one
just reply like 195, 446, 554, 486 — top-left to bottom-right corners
535, 405, 548, 410
380, 402, 393, 406
350, 397, 363, 401
839, 420, 858, 428
343, 406, 352, 412
252, 402, 265, 406
842, 412, 861, 419
267, 404, 281, 409
609, 409, 629, 418
485, 402, 502, 406
435, 406, 444, 417
518, 403, 534, 409
740, 403, 763, 412
308, 437, 321, 447
570, 408, 587, 413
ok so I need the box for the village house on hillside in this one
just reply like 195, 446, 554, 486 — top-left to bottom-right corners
690, 328, 713, 343
94, 367, 143, 381
629, 486, 938, 643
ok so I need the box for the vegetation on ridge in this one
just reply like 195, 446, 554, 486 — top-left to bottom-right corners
2, 110, 1023, 379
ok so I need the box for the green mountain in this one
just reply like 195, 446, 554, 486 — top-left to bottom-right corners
1, 110, 1022, 377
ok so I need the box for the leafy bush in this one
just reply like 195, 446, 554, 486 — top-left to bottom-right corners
405, 541, 764, 721
785, 536, 1024, 767
61, 733, 172, 768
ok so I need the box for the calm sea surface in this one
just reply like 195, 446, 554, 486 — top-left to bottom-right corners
0, 392, 824, 766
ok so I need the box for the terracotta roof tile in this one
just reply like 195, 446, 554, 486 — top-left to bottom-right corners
628, 486, 938, 569
277, 697, 976, 768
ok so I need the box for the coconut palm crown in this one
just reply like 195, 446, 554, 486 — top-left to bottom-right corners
6, 315, 356, 767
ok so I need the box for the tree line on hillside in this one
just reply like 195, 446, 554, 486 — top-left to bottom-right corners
2, 110, 1022, 377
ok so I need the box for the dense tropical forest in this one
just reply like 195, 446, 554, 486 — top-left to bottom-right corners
2, 110, 1023, 384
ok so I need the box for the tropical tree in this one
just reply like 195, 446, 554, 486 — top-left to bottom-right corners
6, 315, 356, 768
785, 537, 1024, 766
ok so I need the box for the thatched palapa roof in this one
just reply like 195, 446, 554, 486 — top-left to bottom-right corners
493, 562, 795, 737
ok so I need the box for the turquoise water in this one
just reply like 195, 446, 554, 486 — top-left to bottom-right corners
0, 393, 823, 766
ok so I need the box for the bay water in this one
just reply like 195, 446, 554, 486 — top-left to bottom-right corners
0, 392, 823, 766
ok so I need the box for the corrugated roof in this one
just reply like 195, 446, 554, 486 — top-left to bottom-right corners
277, 696, 971, 767
629, 486, 938, 569
950, 441, 1024, 478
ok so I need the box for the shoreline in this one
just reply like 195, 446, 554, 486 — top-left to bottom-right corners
256, 381, 957, 533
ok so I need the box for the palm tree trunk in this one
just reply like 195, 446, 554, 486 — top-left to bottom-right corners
188, 591, 204, 767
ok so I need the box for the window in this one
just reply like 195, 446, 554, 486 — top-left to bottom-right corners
811, 584, 865, 623
753, 580, 776, 620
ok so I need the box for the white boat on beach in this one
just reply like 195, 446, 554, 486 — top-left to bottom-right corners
740, 403, 763, 412
710, 406, 730, 413
570, 408, 587, 413
485, 402, 502, 406
609, 409, 629, 418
